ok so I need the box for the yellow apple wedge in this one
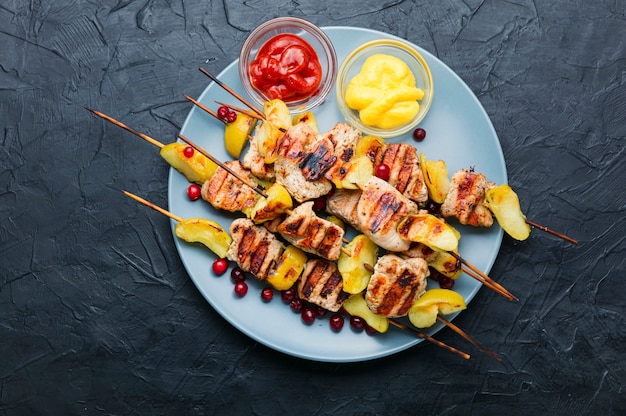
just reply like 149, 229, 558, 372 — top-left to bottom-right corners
338, 234, 378, 294
408, 289, 467, 329
174, 218, 232, 259
159, 142, 218, 185
224, 112, 256, 159
397, 213, 460, 252
484, 184, 531, 241
419, 152, 450, 204
266, 246, 308, 291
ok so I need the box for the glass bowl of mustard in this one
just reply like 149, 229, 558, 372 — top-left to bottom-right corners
335, 39, 434, 138
239, 17, 338, 114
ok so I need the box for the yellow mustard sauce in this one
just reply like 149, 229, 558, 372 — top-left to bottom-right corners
345, 54, 424, 129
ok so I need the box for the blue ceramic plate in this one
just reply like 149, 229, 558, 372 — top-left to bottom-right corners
169, 27, 506, 362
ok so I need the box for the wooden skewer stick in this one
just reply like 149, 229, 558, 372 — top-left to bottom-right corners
198, 67, 266, 120
177, 134, 268, 199
215, 101, 264, 121
525, 219, 578, 245
184, 95, 225, 125
361, 261, 499, 360
447, 251, 517, 302
388, 319, 470, 360
123, 190, 183, 222
460, 265, 517, 302
436, 316, 502, 361
85, 107, 264, 202
185, 95, 257, 144
85, 107, 164, 148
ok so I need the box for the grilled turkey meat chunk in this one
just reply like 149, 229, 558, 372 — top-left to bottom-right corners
243, 137, 275, 180
365, 254, 429, 318
274, 123, 333, 202
357, 176, 418, 252
227, 218, 284, 281
202, 160, 258, 213
441, 169, 495, 227
277, 201, 344, 261
297, 259, 349, 312
377, 143, 429, 205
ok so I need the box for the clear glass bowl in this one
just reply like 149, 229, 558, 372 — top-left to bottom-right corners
336, 39, 434, 138
238, 17, 337, 114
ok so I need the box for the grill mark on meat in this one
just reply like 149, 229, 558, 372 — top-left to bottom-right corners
441, 169, 494, 227
278, 201, 344, 260
369, 193, 404, 233
457, 171, 477, 215
378, 143, 426, 204
340, 147, 354, 162
298, 259, 347, 312
299, 140, 337, 181
366, 255, 429, 317
203, 161, 257, 212
236, 227, 259, 269
281, 216, 305, 235
395, 148, 414, 193
374, 269, 418, 316
380, 144, 401, 183
320, 267, 343, 298
366, 146, 382, 165
229, 219, 285, 282
316, 226, 342, 260
300, 260, 327, 298
248, 237, 270, 276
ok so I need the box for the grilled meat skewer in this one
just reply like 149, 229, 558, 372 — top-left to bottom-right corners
277, 201, 345, 261
441, 169, 495, 227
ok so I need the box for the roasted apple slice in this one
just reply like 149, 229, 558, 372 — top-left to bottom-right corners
338, 234, 378, 294
484, 184, 531, 241
175, 218, 232, 258
408, 288, 467, 329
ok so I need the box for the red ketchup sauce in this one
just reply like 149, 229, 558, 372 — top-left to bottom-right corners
249, 33, 322, 102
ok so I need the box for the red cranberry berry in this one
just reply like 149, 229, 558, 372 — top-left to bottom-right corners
281, 289, 296, 303
234, 281, 248, 297
438, 275, 455, 289
225, 110, 238, 124
375, 163, 390, 181
425, 200, 441, 215
187, 184, 201, 201
290, 298, 303, 313
230, 267, 245, 283
183, 146, 194, 158
261, 287, 273, 302
312, 196, 327, 211
301, 307, 317, 324
212, 258, 228, 276
217, 105, 230, 119
365, 324, 378, 335
412, 128, 426, 142
315, 306, 328, 318
329, 314, 344, 332
350, 316, 366, 331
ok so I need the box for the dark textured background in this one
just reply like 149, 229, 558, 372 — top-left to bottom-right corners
1, 1, 625, 414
